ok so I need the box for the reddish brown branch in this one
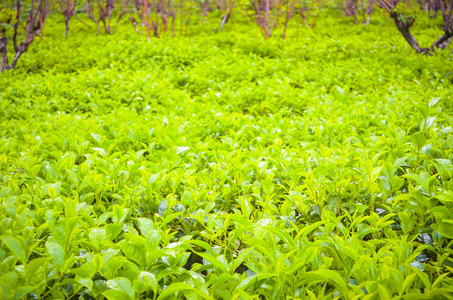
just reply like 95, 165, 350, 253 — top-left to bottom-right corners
1, 0, 49, 71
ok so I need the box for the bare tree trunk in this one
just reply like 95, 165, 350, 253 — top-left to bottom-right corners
13, 0, 21, 52
145, 0, 151, 41
346, 0, 359, 24
86, 0, 101, 34
152, 0, 159, 37
1, 0, 49, 72
219, 1, 234, 30
365, 0, 373, 25
361, 0, 365, 23
393, 18, 427, 53
380, 0, 453, 54
0, 38, 10, 71
171, 11, 176, 36
364, 0, 374, 26
112, 0, 129, 33
216, 0, 226, 9
134, 0, 144, 25
64, 0, 75, 39
129, 16, 139, 31
440, 0, 453, 31
283, 0, 295, 39
299, 5, 308, 27
65, 15, 70, 38
273, 0, 285, 30
431, 34, 453, 49
264, 0, 270, 37
40, 0, 46, 39
106, 0, 114, 34
201, 0, 210, 19
377, 0, 431, 54
160, 0, 169, 31
9, 44, 27, 70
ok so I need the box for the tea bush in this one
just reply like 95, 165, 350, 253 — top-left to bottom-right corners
1, 11, 453, 300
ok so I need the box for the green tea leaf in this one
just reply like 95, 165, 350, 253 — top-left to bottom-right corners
106, 277, 135, 299
46, 241, 65, 271
398, 212, 413, 234
437, 220, 453, 239
410, 133, 426, 151
0, 236, 26, 264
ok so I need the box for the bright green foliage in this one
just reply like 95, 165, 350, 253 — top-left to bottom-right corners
0, 7, 17, 34
1, 11, 453, 300
392, 3, 419, 26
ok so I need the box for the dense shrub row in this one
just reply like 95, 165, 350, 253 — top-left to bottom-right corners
1, 8, 453, 300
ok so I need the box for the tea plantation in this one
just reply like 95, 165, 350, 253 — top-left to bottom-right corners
1, 11, 453, 300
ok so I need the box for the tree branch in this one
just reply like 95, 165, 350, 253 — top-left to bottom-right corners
430, 33, 453, 50
0, 37, 9, 71
13, 0, 21, 52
